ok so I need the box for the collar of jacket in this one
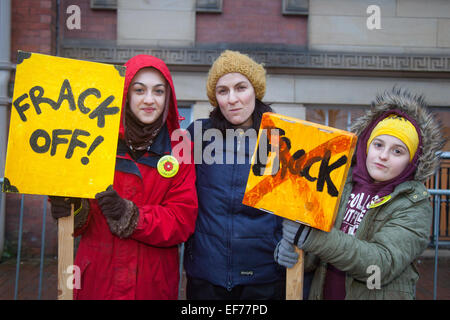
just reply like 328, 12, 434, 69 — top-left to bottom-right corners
345, 166, 428, 207
116, 125, 172, 178
117, 125, 171, 157
387, 179, 429, 204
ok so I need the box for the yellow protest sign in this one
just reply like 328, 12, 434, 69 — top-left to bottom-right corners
3, 51, 125, 198
243, 113, 357, 232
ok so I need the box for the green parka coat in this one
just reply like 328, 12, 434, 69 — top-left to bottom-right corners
302, 88, 445, 300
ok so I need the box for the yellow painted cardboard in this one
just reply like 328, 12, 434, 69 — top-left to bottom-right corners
243, 112, 357, 232
3, 51, 125, 198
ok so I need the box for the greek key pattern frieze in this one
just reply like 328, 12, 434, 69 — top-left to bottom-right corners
60, 45, 450, 72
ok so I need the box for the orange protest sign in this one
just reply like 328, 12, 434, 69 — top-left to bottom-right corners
243, 112, 357, 232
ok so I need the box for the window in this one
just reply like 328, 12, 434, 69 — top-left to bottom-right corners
90, 0, 117, 10
431, 108, 450, 151
305, 106, 449, 151
177, 104, 193, 130
305, 106, 366, 132
282, 0, 309, 15
196, 0, 222, 13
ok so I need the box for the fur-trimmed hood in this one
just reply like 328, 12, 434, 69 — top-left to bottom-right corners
350, 87, 445, 182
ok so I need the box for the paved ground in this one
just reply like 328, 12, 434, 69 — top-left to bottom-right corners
0, 249, 448, 300
0, 257, 57, 300
415, 249, 450, 300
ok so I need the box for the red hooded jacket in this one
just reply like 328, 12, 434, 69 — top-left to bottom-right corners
73, 55, 198, 300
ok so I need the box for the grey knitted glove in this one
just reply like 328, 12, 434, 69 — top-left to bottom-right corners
274, 238, 299, 268
282, 219, 311, 249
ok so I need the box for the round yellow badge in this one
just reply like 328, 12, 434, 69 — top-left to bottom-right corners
157, 155, 179, 178
368, 195, 392, 209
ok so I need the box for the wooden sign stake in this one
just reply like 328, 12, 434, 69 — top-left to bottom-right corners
58, 204, 74, 300
286, 247, 304, 300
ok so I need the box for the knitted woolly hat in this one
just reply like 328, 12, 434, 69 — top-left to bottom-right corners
367, 114, 419, 162
206, 50, 266, 107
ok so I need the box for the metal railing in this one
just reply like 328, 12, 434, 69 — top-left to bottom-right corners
428, 151, 450, 248
0, 182, 184, 300
0, 187, 48, 300
427, 151, 450, 300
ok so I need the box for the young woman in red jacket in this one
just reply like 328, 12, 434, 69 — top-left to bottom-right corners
50, 55, 198, 300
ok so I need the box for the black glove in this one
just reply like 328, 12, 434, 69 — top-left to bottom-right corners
95, 185, 126, 220
95, 185, 139, 239
49, 196, 81, 219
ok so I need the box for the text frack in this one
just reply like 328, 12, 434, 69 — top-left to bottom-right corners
13, 78, 120, 128
243, 113, 357, 232
252, 127, 347, 197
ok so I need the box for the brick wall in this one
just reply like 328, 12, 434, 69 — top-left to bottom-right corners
196, 0, 307, 47
7, 0, 59, 258
11, 0, 56, 62
61, 0, 116, 42
11, 0, 117, 63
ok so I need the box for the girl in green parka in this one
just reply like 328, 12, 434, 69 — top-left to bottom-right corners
275, 87, 445, 299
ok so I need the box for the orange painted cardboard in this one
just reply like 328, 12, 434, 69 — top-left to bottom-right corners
243, 112, 357, 232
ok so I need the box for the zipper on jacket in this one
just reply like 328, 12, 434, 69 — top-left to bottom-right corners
227, 277, 233, 291
226, 157, 238, 292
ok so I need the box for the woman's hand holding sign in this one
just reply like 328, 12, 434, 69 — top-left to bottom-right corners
49, 196, 90, 232
282, 219, 311, 249
274, 219, 311, 268
274, 238, 298, 268
95, 185, 140, 239
49, 196, 81, 219
95, 185, 126, 220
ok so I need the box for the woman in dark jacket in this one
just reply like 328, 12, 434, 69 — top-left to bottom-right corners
184, 50, 285, 299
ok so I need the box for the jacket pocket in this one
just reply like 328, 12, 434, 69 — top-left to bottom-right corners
73, 259, 90, 300
380, 273, 416, 300
383, 288, 414, 300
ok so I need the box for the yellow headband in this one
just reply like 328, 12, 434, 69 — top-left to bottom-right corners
367, 115, 419, 162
